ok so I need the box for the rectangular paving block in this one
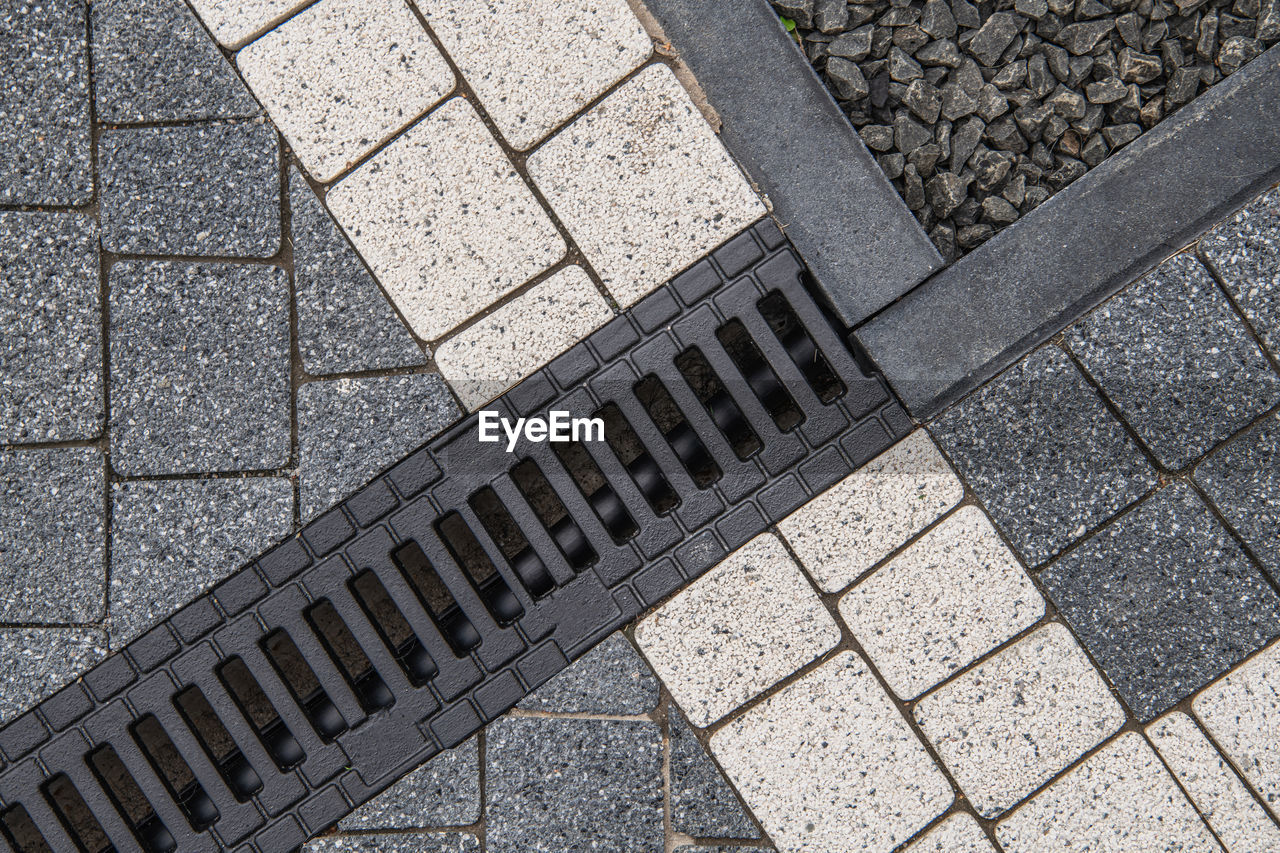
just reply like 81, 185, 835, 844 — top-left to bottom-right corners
1196, 411, 1280, 582
237, 0, 454, 183
434, 266, 614, 410
995, 733, 1218, 853
516, 632, 658, 716
1147, 711, 1280, 852
913, 624, 1124, 818
527, 64, 765, 308
668, 709, 759, 839
0, 629, 106, 726
188, 0, 310, 47
905, 814, 997, 853
338, 739, 479, 830
838, 505, 1043, 700
777, 430, 962, 592
1201, 185, 1280, 360
417, 0, 650, 150
306, 834, 479, 852
634, 532, 840, 727
327, 97, 565, 341
711, 651, 953, 853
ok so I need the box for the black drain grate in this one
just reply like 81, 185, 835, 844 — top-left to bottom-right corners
0, 220, 911, 853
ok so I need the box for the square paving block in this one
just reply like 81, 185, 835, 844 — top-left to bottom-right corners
711, 651, 953, 853
338, 738, 479, 830
1041, 482, 1280, 721
527, 64, 765, 307
839, 505, 1044, 700
995, 733, 1218, 853
109, 478, 293, 646
435, 265, 613, 409
932, 345, 1156, 567
1067, 251, 1280, 470
778, 430, 963, 592
1200, 186, 1280, 360
913, 624, 1124, 818
516, 632, 658, 715
0, 448, 105, 623
328, 97, 564, 340
417, 0, 650, 149
0, 212, 102, 443
188, 0, 310, 47
1196, 411, 1280, 582
485, 717, 662, 853
99, 124, 280, 257
905, 814, 997, 852
0, 629, 106, 726
238, 0, 453, 182
109, 261, 291, 475
633, 532, 840, 727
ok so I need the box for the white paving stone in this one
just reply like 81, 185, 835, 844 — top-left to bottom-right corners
778, 430, 963, 593
189, 0, 309, 48
527, 64, 764, 307
1194, 640, 1280, 819
417, 0, 651, 150
838, 505, 1043, 700
710, 650, 953, 853
434, 265, 613, 409
1148, 711, 1280, 852
905, 814, 997, 852
237, 0, 454, 182
996, 732, 1220, 853
327, 97, 565, 341
914, 623, 1125, 818
633, 532, 840, 728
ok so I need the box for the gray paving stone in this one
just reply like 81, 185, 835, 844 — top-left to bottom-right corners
1201, 186, 1280, 359
1197, 412, 1280, 581
91, 0, 259, 123
486, 717, 663, 853
99, 123, 280, 257
339, 738, 479, 830
669, 710, 759, 840
516, 632, 658, 715
0, 447, 104, 623
0, 212, 102, 443
1067, 252, 1280, 469
108, 477, 292, 646
932, 346, 1157, 566
289, 169, 424, 376
0, 628, 106, 725
297, 373, 459, 520
675, 848, 775, 853
1041, 482, 1280, 720
109, 261, 291, 475
305, 834, 479, 853
0, 0, 92, 205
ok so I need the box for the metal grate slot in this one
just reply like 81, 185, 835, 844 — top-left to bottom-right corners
757, 290, 844, 403
42, 775, 112, 853
436, 512, 525, 625
596, 402, 679, 515
130, 717, 217, 833
1, 804, 52, 853
172, 688, 261, 801
216, 657, 304, 771
634, 375, 720, 487
87, 747, 175, 853
305, 600, 395, 714
673, 347, 761, 460
510, 459, 596, 571
469, 487, 556, 599
350, 570, 439, 686
553, 441, 638, 544
261, 630, 348, 742
391, 540, 481, 655
716, 318, 804, 432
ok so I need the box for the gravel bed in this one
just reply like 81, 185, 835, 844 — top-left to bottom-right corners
773, 0, 1279, 259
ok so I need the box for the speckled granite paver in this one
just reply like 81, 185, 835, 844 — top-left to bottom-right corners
305, 834, 479, 853
516, 632, 658, 715
187, 0, 310, 47
0, 629, 106, 725
1201, 186, 1280, 359
338, 738, 479, 830
0, 212, 102, 444
906, 815, 997, 853
1197, 411, 1280, 581
669, 710, 758, 840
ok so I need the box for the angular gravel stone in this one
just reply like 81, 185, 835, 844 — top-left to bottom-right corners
669, 711, 758, 839
237, 0, 454, 182
306, 834, 479, 853
328, 98, 564, 341
1148, 711, 1280, 850
933, 346, 1156, 566
434, 266, 613, 409
517, 632, 658, 715
187, 0, 310, 47
0, 448, 104, 623
109, 478, 292, 646
0, 213, 101, 443
0, 628, 106, 726
1042, 482, 1280, 720
1067, 252, 1280, 469
634, 532, 840, 727
905, 814, 997, 852
920, 0, 957, 38
1196, 412, 1280, 580
778, 430, 963, 592
831, 26, 874, 59
828, 56, 870, 99
839, 505, 1044, 700
339, 739, 480, 830
92, 0, 259, 123
290, 169, 424, 376
968, 13, 1023, 65
995, 733, 1218, 852
99, 124, 280, 257
1200, 185, 1280, 358
486, 717, 663, 853
1057, 19, 1115, 54
915, 624, 1124, 817
296, 373, 459, 520
712, 651, 953, 853
418, 0, 651, 150
109, 262, 291, 476
1194, 640, 1280, 815
0, 0, 91, 205
528, 65, 764, 307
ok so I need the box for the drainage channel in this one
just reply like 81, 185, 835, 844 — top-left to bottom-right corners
0, 219, 910, 853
